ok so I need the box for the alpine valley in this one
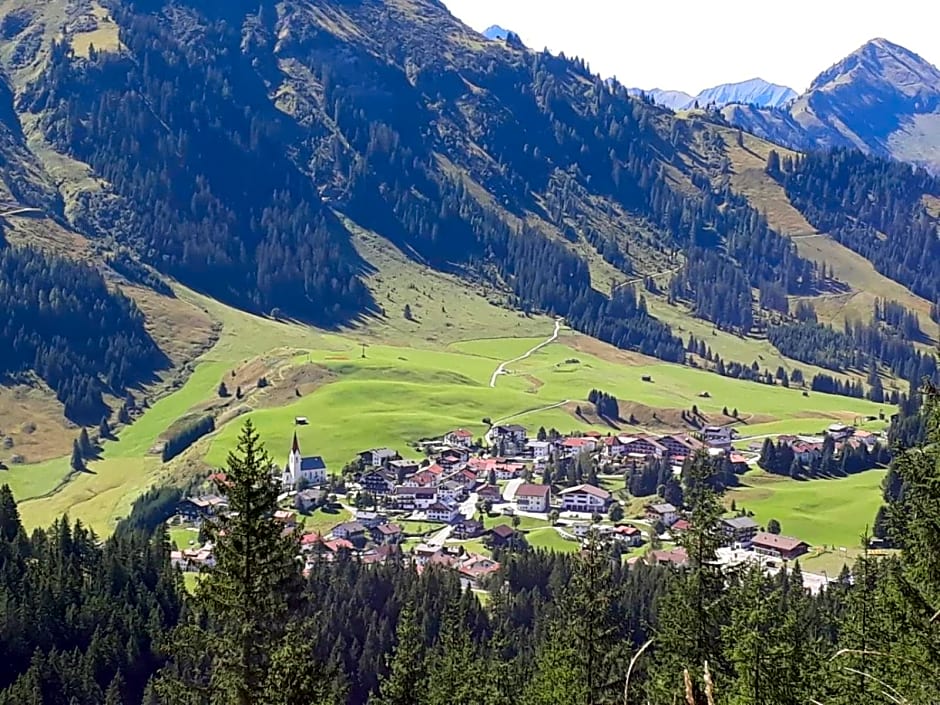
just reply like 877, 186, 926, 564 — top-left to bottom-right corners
0, 0, 936, 550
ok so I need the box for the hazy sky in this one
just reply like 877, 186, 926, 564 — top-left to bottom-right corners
443, 0, 940, 95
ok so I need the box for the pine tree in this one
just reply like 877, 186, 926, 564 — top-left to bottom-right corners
78, 428, 94, 458
99, 416, 111, 440
376, 602, 426, 705
158, 420, 304, 705
71, 440, 86, 473
651, 452, 728, 702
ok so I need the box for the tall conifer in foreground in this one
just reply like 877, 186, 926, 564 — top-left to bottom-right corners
158, 420, 307, 704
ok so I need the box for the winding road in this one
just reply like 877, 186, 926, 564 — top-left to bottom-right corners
489, 319, 562, 388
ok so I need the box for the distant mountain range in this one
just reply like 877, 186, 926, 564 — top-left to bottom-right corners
482, 25, 523, 45
628, 78, 797, 110
724, 38, 940, 171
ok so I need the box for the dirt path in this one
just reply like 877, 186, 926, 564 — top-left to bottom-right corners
491, 399, 572, 426
489, 319, 562, 388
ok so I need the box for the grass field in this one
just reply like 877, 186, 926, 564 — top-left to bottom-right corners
526, 527, 580, 553
483, 514, 549, 531
726, 469, 887, 548
302, 506, 352, 535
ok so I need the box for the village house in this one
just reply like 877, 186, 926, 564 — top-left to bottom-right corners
358, 447, 400, 468
413, 543, 443, 566
394, 486, 437, 510
702, 425, 737, 450
526, 440, 552, 461
331, 521, 367, 540
649, 547, 689, 567
621, 435, 667, 460
354, 511, 386, 529
171, 544, 216, 571
452, 518, 485, 540
751, 532, 810, 560
644, 502, 680, 527
294, 487, 326, 513
559, 484, 612, 513
721, 516, 760, 546
403, 467, 442, 488
494, 462, 526, 481
439, 448, 468, 468
437, 479, 468, 502
446, 467, 478, 490
491, 424, 528, 454
374, 523, 403, 545
273, 509, 297, 528
514, 483, 551, 513
388, 458, 420, 479
282, 433, 327, 490
458, 555, 501, 588
670, 518, 691, 534
487, 523, 521, 549
612, 524, 644, 547
477, 484, 503, 502
561, 437, 596, 457
359, 469, 396, 496
659, 434, 704, 461
177, 494, 228, 521
444, 428, 474, 448
601, 436, 625, 457
426, 501, 460, 524
826, 423, 855, 442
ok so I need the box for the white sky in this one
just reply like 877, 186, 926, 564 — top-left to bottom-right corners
443, 0, 940, 95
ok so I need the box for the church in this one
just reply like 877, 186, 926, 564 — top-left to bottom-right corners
282, 432, 327, 490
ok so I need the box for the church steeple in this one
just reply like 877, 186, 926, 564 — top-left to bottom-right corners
292, 432, 300, 454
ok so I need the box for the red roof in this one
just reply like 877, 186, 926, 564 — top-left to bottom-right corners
614, 525, 640, 535
515, 483, 550, 498
671, 519, 691, 532
562, 437, 592, 447
301, 532, 322, 546
426, 464, 444, 475
449, 428, 473, 438
729, 453, 748, 464
325, 538, 354, 552
490, 524, 516, 538
584, 431, 603, 438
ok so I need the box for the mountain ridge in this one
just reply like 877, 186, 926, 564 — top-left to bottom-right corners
628, 78, 796, 110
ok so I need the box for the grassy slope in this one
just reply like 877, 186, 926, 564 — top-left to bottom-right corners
726, 469, 887, 548
717, 126, 935, 340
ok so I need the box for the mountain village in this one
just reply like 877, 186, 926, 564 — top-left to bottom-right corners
170, 419, 884, 593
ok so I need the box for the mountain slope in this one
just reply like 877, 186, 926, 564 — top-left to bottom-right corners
724, 38, 940, 171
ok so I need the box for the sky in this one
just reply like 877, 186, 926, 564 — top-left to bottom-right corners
443, 0, 940, 95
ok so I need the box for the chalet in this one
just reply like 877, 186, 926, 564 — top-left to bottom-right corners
394, 486, 437, 510
355, 511, 386, 529
612, 524, 644, 547
602, 436, 625, 457
751, 532, 810, 560
572, 523, 613, 539
282, 433, 327, 489
514, 483, 551, 513
427, 501, 460, 524
826, 423, 854, 441
702, 425, 737, 449
294, 488, 325, 512
444, 428, 474, 448
360, 543, 401, 565
331, 521, 366, 540
494, 462, 525, 481
621, 435, 667, 459
720, 516, 760, 546
388, 458, 420, 478
477, 484, 503, 502
659, 434, 704, 460
453, 519, 485, 540
458, 555, 501, 587
644, 502, 680, 527
437, 480, 467, 502
273, 510, 297, 527
177, 494, 227, 521
670, 518, 691, 534
526, 440, 552, 460
171, 544, 216, 571
487, 524, 521, 549
492, 424, 528, 454
300, 532, 323, 552
559, 484, 612, 513
448, 467, 478, 489
374, 523, 403, 545
360, 469, 395, 496
358, 447, 399, 467
439, 448, 468, 468
561, 437, 596, 456
403, 469, 441, 488
649, 547, 689, 567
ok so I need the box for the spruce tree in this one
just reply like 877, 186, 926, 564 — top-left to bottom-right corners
375, 602, 426, 705
158, 420, 303, 705
71, 440, 86, 473
99, 416, 111, 440
78, 428, 94, 458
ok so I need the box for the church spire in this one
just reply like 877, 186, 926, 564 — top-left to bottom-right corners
292, 431, 300, 454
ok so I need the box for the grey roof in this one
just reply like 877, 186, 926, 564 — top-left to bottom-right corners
647, 502, 678, 514
722, 516, 759, 530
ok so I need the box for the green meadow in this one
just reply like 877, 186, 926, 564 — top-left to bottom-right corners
6, 284, 887, 542
726, 469, 887, 548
